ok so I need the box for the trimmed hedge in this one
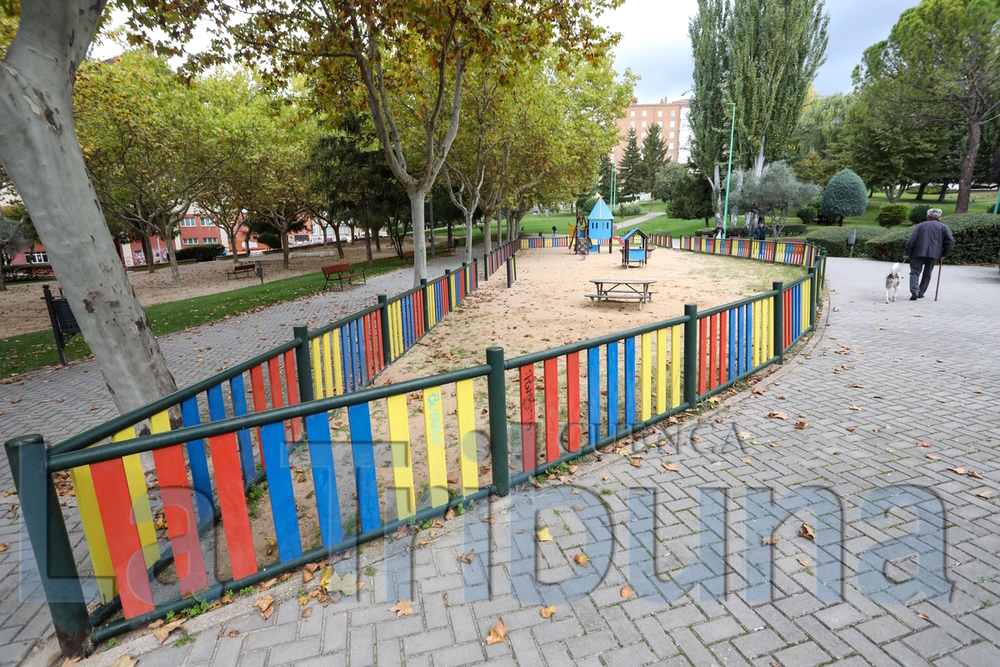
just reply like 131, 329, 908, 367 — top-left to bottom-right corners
805, 226, 887, 258
776, 224, 808, 238
175, 243, 225, 262
614, 202, 643, 217
796, 206, 818, 225
877, 203, 909, 229
909, 204, 931, 224
864, 213, 1000, 264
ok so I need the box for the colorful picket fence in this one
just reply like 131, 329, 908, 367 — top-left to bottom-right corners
649, 233, 672, 248
679, 236, 814, 267
520, 235, 570, 249
9, 244, 826, 658
484, 240, 518, 280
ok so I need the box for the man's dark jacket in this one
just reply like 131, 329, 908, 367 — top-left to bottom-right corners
752, 225, 767, 241
905, 219, 955, 260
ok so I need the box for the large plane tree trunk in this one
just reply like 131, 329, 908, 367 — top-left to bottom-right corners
0, 2, 178, 414
408, 189, 429, 287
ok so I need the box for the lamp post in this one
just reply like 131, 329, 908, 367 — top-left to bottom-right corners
993, 185, 1000, 215
722, 102, 737, 239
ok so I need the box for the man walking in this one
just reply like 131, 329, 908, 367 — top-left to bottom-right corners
904, 208, 954, 300
752, 220, 767, 241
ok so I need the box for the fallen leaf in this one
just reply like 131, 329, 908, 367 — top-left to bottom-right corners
152, 618, 185, 644
229, 630, 239, 638
537, 527, 553, 542
574, 553, 590, 568
916, 612, 930, 621
799, 523, 816, 541
766, 410, 789, 420
458, 549, 475, 565
762, 535, 779, 546
926, 454, 940, 461
445, 508, 456, 521
303, 568, 314, 584
846, 428, 856, 433
432, 518, 444, 529
486, 620, 509, 645
916, 441, 931, 448
850, 406, 862, 412
389, 600, 413, 617
630, 458, 642, 468
978, 491, 990, 499
540, 605, 557, 619
968, 470, 984, 480
798, 557, 810, 567
620, 585, 634, 599
482, 516, 496, 524
602, 476, 610, 481
266, 537, 278, 548
568, 465, 579, 474
845, 383, 864, 389
571, 504, 584, 511
301, 607, 312, 618
254, 594, 275, 620
949, 467, 966, 476
740, 457, 754, 466
109, 656, 137, 667
10, 397, 21, 404
794, 421, 808, 430
661, 462, 678, 472
148, 619, 164, 629
259, 577, 278, 591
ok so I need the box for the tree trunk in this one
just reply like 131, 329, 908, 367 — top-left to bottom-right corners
464, 210, 474, 265
496, 209, 502, 247
143, 225, 155, 273
0, 38, 178, 417
157, 218, 182, 287
227, 224, 240, 263
0, 246, 7, 292
329, 214, 345, 258
916, 182, 927, 200
483, 213, 493, 255
955, 116, 981, 215
373, 225, 381, 253
363, 204, 374, 269
447, 219, 453, 248
939, 179, 949, 202
408, 189, 428, 287
282, 229, 290, 268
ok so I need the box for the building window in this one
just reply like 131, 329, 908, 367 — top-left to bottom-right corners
182, 238, 199, 246
630, 121, 635, 129
201, 217, 215, 226
669, 132, 675, 139
31, 252, 49, 263
181, 217, 197, 227
202, 237, 218, 244
658, 111, 663, 117
670, 121, 676, 128
630, 110, 635, 117
641, 121, 646, 128
669, 143, 675, 150
671, 110, 676, 117
642, 110, 647, 117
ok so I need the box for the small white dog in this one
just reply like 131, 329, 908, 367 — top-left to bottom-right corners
885, 262, 901, 303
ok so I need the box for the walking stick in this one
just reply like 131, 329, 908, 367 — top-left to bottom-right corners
934, 258, 943, 301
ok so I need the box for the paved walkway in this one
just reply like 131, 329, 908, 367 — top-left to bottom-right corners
6, 254, 1000, 667
0, 248, 479, 665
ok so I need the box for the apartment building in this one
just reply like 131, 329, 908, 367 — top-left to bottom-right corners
612, 98, 691, 167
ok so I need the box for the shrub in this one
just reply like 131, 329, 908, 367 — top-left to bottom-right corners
578, 196, 598, 216
820, 169, 868, 224
805, 226, 887, 258
876, 203, 909, 229
864, 213, 1000, 264
779, 224, 808, 238
909, 204, 931, 224
796, 206, 817, 225
175, 244, 225, 262
614, 202, 643, 217
257, 232, 281, 250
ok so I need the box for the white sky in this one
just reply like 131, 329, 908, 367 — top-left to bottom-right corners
600, 0, 921, 103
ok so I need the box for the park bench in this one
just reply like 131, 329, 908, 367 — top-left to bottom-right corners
224, 264, 257, 280
322, 263, 366, 290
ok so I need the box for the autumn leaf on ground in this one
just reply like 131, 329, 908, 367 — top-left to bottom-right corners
916, 441, 931, 448
799, 523, 816, 541
846, 428, 856, 433
798, 558, 811, 567
766, 410, 789, 420
794, 421, 808, 430
620, 585, 634, 599
537, 527, 553, 542
152, 618, 185, 644
458, 549, 475, 565
303, 568, 314, 584
949, 467, 966, 476
229, 630, 239, 638
662, 462, 678, 472
571, 504, 584, 511
978, 491, 990, 499
109, 656, 137, 667
540, 605, 557, 619
254, 594, 275, 620
762, 535, 779, 546
445, 508, 456, 521
482, 516, 496, 524
968, 470, 984, 479
389, 600, 413, 617
926, 454, 940, 461
486, 620, 509, 645
845, 383, 863, 389
630, 458, 642, 468
849, 406, 862, 412
602, 476, 611, 481
740, 457, 754, 466
916, 612, 930, 621
432, 518, 444, 529
574, 553, 590, 568
300, 607, 312, 619
0, 543, 7, 553
258, 577, 278, 591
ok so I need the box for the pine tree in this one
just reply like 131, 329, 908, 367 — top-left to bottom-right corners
640, 124, 668, 193
619, 128, 643, 200
598, 154, 614, 202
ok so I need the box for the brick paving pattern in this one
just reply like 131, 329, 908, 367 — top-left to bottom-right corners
3, 254, 1000, 666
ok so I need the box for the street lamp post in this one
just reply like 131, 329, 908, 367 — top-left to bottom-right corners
722, 102, 736, 239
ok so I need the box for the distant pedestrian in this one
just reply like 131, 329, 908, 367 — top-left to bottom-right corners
752, 220, 767, 241
713, 219, 724, 239
904, 208, 954, 300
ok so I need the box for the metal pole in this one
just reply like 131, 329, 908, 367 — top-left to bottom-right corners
419, 279, 429, 333
485, 348, 509, 497
377, 295, 392, 362
683, 304, 699, 407
292, 325, 314, 404
722, 102, 736, 239
773, 282, 785, 364
5, 434, 92, 658
993, 185, 1000, 214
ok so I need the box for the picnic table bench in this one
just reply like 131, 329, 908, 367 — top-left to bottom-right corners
224, 264, 256, 280
322, 263, 366, 290
585, 279, 657, 311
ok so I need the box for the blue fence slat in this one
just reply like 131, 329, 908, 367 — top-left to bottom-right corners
624, 337, 635, 429
355, 319, 368, 386
728, 309, 737, 381
303, 413, 344, 547
587, 347, 600, 444
607, 341, 619, 439
340, 325, 353, 393
229, 373, 256, 483
180, 397, 215, 523
259, 421, 303, 561
347, 403, 381, 533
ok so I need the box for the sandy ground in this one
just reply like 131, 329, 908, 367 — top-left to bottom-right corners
210, 247, 806, 577
0, 238, 450, 337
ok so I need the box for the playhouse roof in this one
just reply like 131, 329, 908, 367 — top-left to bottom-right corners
620, 227, 648, 242
588, 198, 614, 222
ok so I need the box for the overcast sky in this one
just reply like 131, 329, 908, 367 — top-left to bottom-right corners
602, 0, 920, 104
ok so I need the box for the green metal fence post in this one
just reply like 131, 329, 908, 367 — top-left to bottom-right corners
486, 347, 509, 497
808, 267, 818, 330
292, 325, 314, 404
461, 262, 468, 297
483, 253, 489, 281
506, 257, 513, 288
445, 269, 453, 309
683, 304, 698, 407
420, 279, 429, 332
377, 295, 392, 360
5, 434, 92, 658
773, 282, 785, 364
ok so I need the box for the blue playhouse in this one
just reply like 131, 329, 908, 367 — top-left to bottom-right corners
587, 197, 614, 253
619, 227, 650, 267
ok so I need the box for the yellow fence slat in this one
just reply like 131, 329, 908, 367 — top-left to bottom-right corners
332, 331, 344, 396
113, 427, 160, 567
311, 337, 323, 398
423, 386, 449, 508
70, 462, 117, 602
323, 332, 334, 398
386, 394, 415, 520
456, 379, 478, 496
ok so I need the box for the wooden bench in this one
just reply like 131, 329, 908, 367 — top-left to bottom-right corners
224, 264, 257, 280
322, 263, 366, 290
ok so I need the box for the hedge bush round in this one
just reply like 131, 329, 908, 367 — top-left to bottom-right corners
863, 213, 1000, 264
877, 203, 909, 229
805, 226, 886, 257
821, 169, 868, 221
909, 204, 931, 224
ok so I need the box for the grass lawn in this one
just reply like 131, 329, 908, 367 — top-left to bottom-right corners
0, 255, 411, 378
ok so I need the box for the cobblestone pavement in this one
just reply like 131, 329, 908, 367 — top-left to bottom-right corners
0, 249, 480, 665
8, 254, 1000, 667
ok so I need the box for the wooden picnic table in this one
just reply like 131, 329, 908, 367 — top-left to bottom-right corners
585, 278, 657, 311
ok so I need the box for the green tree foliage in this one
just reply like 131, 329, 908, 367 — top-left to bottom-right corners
640, 124, 668, 193
598, 154, 614, 203
668, 171, 715, 224
730, 162, 820, 238
877, 203, 909, 228
820, 169, 868, 225
618, 128, 643, 200
909, 204, 931, 224
652, 161, 689, 203
859, 0, 1000, 214
791, 89, 852, 186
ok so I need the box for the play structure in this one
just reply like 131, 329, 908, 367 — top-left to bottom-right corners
587, 197, 614, 253
619, 227, 650, 267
